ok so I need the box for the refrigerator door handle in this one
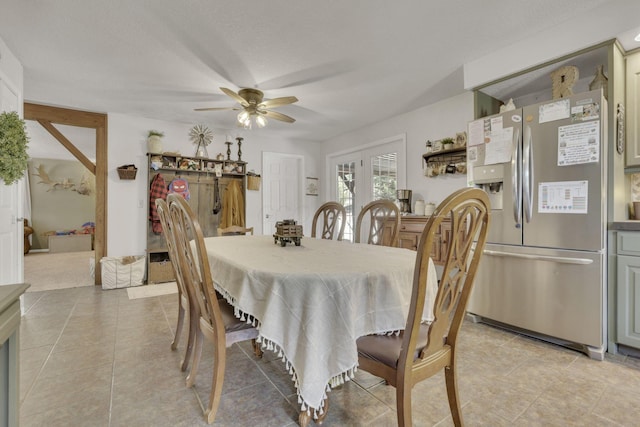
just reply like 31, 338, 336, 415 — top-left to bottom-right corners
483, 249, 594, 265
522, 125, 534, 222
512, 127, 522, 225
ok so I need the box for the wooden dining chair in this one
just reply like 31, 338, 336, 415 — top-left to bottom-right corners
167, 194, 261, 424
217, 225, 254, 236
355, 199, 400, 247
155, 198, 196, 374
311, 201, 346, 240
356, 188, 490, 427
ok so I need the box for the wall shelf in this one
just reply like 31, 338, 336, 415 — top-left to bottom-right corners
150, 153, 247, 175
422, 146, 466, 164
422, 146, 467, 177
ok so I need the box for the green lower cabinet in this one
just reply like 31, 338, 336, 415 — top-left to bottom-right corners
617, 255, 640, 348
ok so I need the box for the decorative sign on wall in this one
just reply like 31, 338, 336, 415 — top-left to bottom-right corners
306, 177, 319, 196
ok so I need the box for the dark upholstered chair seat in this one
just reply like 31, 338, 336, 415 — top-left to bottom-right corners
219, 300, 255, 334
357, 323, 430, 368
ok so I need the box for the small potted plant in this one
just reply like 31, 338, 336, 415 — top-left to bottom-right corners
147, 130, 164, 153
0, 111, 29, 185
441, 137, 455, 150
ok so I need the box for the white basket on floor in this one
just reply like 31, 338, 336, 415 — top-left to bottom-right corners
100, 255, 145, 289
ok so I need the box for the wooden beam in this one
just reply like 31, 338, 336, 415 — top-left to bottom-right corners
37, 119, 96, 175
94, 120, 108, 286
24, 103, 106, 128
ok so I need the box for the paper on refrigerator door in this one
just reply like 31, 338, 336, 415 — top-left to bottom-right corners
557, 121, 600, 166
484, 127, 513, 165
538, 180, 588, 214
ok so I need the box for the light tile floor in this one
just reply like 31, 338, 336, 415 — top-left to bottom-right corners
19, 286, 640, 426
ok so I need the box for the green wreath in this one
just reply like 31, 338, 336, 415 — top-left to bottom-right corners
0, 111, 29, 185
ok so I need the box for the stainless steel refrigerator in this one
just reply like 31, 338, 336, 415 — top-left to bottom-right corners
466, 89, 606, 359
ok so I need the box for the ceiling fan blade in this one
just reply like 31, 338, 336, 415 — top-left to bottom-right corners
263, 110, 296, 123
194, 107, 239, 111
220, 87, 249, 107
259, 96, 299, 109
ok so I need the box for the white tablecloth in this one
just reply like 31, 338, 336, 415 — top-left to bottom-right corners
203, 235, 436, 413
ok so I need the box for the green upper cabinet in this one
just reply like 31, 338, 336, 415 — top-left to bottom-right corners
626, 49, 640, 167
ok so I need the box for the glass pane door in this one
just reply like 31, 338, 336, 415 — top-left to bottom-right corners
335, 159, 356, 242
329, 135, 406, 242
370, 152, 397, 201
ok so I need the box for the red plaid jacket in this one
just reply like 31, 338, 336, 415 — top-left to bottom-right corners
149, 173, 168, 234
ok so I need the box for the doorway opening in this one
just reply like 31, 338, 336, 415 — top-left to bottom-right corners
23, 103, 107, 286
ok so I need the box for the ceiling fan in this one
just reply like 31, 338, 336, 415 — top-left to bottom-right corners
195, 87, 298, 128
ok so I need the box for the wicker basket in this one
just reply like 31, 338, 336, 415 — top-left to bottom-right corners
247, 175, 261, 191
117, 166, 138, 180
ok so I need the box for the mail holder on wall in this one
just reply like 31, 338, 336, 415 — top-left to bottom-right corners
247, 172, 261, 191
117, 164, 138, 180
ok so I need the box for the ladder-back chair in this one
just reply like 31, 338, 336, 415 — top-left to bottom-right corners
311, 201, 346, 240
355, 199, 400, 247
217, 225, 254, 236
356, 188, 491, 426
155, 198, 196, 373
168, 194, 261, 424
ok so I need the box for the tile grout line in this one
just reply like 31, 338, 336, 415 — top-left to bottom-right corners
20, 292, 80, 411
107, 290, 123, 427
247, 344, 299, 409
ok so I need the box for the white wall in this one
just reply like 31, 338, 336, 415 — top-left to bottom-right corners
321, 92, 474, 206
26, 122, 96, 161
107, 113, 322, 256
463, 2, 640, 89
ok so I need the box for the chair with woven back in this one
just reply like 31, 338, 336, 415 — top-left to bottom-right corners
217, 225, 254, 236
355, 199, 400, 247
356, 188, 491, 427
311, 201, 346, 240
167, 193, 262, 424
155, 198, 196, 374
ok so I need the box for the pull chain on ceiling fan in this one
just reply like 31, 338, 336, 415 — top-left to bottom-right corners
195, 87, 298, 128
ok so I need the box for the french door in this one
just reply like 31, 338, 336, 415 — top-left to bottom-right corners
329, 135, 406, 242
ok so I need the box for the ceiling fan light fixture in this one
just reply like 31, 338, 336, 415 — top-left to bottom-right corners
237, 110, 249, 123
202, 87, 297, 127
256, 115, 268, 128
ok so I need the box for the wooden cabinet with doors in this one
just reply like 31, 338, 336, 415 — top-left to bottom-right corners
147, 153, 246, 283
382, 216, 451, 265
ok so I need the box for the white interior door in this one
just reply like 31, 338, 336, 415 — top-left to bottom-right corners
262, 152, 303, 234
0, 78, 24, 285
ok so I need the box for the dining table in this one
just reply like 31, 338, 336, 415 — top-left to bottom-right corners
202, 234, 437, 426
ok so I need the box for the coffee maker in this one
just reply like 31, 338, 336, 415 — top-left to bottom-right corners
396, 189, 412, 214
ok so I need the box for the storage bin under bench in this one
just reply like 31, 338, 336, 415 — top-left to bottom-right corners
48, 234, 92, 253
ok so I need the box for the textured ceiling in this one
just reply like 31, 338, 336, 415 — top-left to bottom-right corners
1, 1, 639, 142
